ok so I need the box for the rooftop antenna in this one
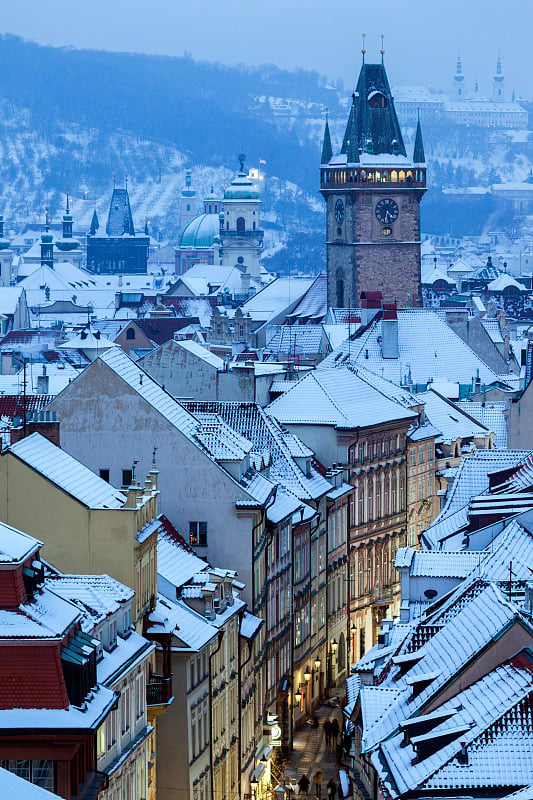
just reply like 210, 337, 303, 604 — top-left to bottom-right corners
45, 206, 50, 232
380, 34, 385, 64
361, 33, 366, 64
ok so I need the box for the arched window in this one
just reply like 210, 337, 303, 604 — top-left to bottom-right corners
391, 170, 398, 183
126, 327, 135, 340
399, 170, 406, 183
236, 217, 245, 232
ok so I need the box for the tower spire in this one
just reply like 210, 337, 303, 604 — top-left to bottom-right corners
413, 108, 425, 164
361, 33, 366, 64
345, 95, 359, 164
321, 108, 333, 165
380, 34, 385, 65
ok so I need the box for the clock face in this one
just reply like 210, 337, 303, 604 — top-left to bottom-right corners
334, 198, 345, 224
375, 198, 399, 225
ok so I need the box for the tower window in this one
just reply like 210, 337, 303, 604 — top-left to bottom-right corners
369, 92, 387, 108
236, 217, 245, 232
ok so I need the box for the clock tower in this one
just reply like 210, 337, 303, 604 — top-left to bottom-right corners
320, 53, 427, 308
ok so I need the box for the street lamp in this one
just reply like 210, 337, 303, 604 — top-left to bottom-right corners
332, 639, 338, 653
250, 776, 259, 800
304, 665, 312, 682
294, 687, 302, 704
314, 657, 321, 671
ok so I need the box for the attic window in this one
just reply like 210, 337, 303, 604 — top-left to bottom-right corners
369, 91, 387, 108
126, 328, 135, 340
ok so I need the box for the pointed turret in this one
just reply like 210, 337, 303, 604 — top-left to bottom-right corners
321, 110, 333, 165
344, 96, 360, 164
413, 111, 425, 164
106, 182, 135, 237
89, 208, 99, 236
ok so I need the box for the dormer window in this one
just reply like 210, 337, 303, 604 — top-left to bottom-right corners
107, 619, 117, 651
369, 91, 387, 108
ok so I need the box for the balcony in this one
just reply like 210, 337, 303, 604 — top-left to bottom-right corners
146, 674, 172, 706
372, 586, 393, 606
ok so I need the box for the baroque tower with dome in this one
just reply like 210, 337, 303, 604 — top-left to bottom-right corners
174, 155, 265, 280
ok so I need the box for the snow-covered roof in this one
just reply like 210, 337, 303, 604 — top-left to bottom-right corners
375, 650, 533, 797
267, 366, 416, 429
416, 389, 489, 444
455, 401, 508, 448
242, 277, 316, 324
438, 448, 531, 518
0, 767, 62, 800
19, 262, 101, 291
240, 610, 263, 639
175, 339, 224, 369
0, 521, 41, 563
0, 286, 25, 315
9, 433, 126, 509
320, 309, 502, 388
480, 318, 504, 344
488, 273, 525, 292
266, 325, 324, 355
47, 573, 134, 631
362, 582, 526, 754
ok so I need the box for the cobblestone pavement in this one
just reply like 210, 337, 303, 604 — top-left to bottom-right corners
282, 699, 344, 798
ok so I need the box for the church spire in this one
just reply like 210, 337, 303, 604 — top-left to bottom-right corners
89, 207, 99, 236
321, 109, 332, 165
413, 109, 425, 164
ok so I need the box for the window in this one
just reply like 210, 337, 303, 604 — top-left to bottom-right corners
426, 442, 433, 461
0, 761, 54, 792
97, 723, 106, 758
409, 449, 416, 467
126, 327, 136, 340
236, 217, 246, 232
418, 479, 425, 501
418, 446, 425, 464
358, 487, 365, 524
99, 468, 110, 483
122, 469, 133, 487
189, 521, 207, 546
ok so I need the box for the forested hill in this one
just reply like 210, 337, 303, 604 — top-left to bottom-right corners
0, 34, 338, 190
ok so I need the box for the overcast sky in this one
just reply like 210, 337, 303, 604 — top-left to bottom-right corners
3, 0, 531, 96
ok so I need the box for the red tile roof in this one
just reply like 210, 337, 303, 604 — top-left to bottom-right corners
0, 395, 55, 419
0, 644, 68, 709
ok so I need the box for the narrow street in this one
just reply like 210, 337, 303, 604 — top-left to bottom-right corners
282, 699, 344, 798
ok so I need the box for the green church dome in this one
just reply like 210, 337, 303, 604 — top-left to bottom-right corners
224, 174, 259, 201
179, 213, 220, 248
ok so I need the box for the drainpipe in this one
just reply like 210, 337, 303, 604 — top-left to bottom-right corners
209, 630, 224, 800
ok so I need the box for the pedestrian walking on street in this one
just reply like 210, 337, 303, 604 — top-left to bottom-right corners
324, 719, 331, 746
330, 717, 340, 744
327, 778, 336, 800
298, 775, 310, 797
313, 769, 323, 799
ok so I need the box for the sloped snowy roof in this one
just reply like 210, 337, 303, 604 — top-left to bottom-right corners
242, 277, 315, 324
320, 309, 501, 388
240, 610, 263, 639
266, 325, 325, 354
455, 401, 508, 448
416, 389, 489, 444
0, 521, 41, 563
9, 433, 127, 509
0, 767, 62, 799
175, 339, 224, 369
488, 273, 525, 292
267, 367, 415, 429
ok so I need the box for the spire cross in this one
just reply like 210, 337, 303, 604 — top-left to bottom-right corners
45, 206, 50, 232
361, 33, 366, 62
380, 34, 385, 63
66, 190, 70, 215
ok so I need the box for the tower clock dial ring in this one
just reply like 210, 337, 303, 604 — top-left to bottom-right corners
334, 198, 345, 224
375, 198, 399, 225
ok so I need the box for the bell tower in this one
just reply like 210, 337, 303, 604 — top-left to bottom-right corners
320, 41, 427, 308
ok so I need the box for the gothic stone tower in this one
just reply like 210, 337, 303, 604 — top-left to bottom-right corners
320, 58, 427, 308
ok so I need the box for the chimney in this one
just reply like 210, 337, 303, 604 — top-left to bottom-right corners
241, 270, 251, 295
115, 291, 121, 310
381, 303, 399, 359
457, 742, 469, 766
37, 365, 49, 395
360, 291, 383, 327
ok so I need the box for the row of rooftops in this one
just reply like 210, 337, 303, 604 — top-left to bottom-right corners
345, 438, 533, 797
